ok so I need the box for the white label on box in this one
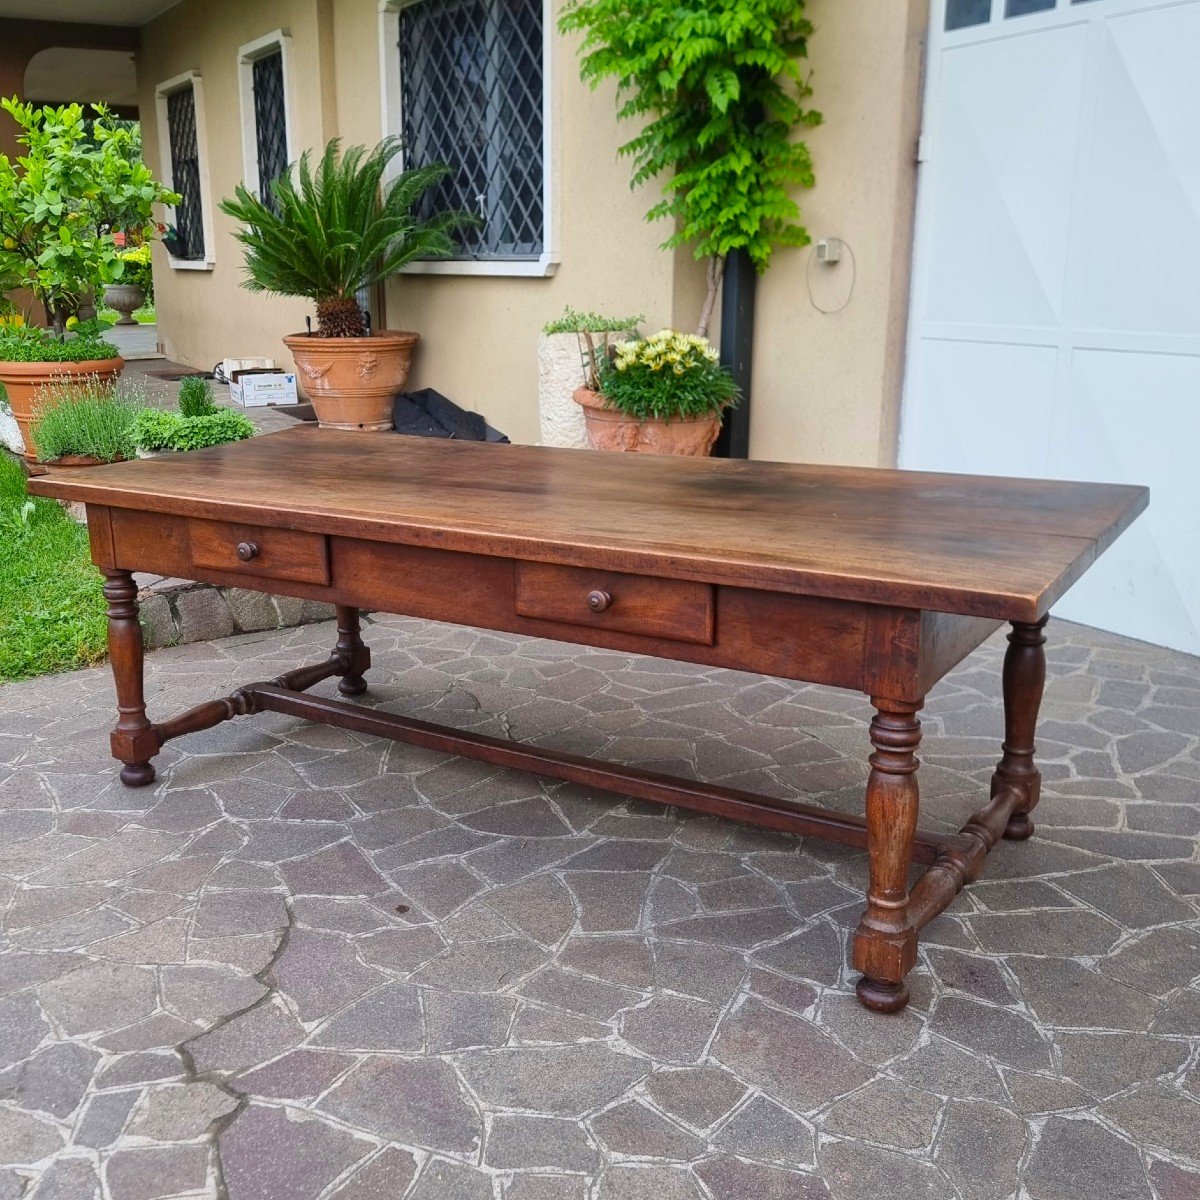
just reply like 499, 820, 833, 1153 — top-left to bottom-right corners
231, 372, 298, 407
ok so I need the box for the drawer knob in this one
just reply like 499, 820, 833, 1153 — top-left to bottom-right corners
586, 589, 612, 613
236, 541, 260, 562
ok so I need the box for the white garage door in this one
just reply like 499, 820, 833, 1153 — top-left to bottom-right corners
901, 0, 1200, 655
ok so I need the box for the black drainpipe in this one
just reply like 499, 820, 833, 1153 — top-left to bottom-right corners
713, 247, 756, 459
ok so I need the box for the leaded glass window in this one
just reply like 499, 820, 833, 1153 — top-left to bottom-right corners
252, 49, 288, 211
166, 85, 204, 260
399, 0, 545, 260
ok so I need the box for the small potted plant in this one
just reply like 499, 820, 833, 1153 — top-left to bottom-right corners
539, 307, 641, 448
574, 330, 737, 456
103, 244, 153, 325
0, 321, 124, 459
29, 375, 145, 467
133, 377, 254, 455
220, 138, 476, 431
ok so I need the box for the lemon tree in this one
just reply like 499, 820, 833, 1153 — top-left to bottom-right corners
0, 99, 177, 336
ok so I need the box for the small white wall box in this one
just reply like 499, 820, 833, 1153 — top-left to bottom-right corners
814, 238, 843, 263
230, 368, 298, 407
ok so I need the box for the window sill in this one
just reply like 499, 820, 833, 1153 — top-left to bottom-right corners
167, 257, 215, 272
400, 254, 559, 279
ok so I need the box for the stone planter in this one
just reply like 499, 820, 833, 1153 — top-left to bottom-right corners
283, 330, 418, 431
0, 356, 125, 461
573, 387, 722, 457
102, 282, 146, 325
537, 330, 635, 449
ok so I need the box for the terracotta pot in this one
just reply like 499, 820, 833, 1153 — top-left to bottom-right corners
283, 330, 419, 431
0, 356, 125, 461
44, 453, 127, 468
573, 387, 722, 457
103, 283, 146, 326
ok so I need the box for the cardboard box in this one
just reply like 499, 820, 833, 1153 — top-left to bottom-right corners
230, 369, 298, 408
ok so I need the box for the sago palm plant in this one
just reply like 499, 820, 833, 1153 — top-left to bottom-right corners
220, 138, 473, 338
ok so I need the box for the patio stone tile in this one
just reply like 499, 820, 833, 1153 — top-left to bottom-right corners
486, 1113, 602, 1172
104, 1144, 209, 1200
309, 982, 423, 1051
712, 998, 875, 1113
219, 1104, 372, 1200
0, 1041, 99, 1118
317, 1056, 481, 1152
823, 1078, 943, 1149
1149, 1160, 1200, 1200
619, 992, 722, 1064
711, 1095, 814, 1165
932, 1099, 1027, 1200
594, 1165, 703, 1199
1098, 925, 1200, 995
185, 998, 305, 1073
818, 1139, 955, 1200
455, 1043, 648, 1117
0, 991, 51, 1070
411, 1159, 494, 1199
1006, 956, 1161, 1030
326, 1148, 419, 1199
127, 1080, 238, 1140
696, 1157, 832, 1200
1099, 1083, 1200, 1160
0, 1108, 64, 1165
36, 961, 156, 1035
270, 930, 384, 1021
75, 1090, 139, 1147
505, 1176, 590, 1200
643, 1065, 747, 1131
1023, 1116, 1152, 1200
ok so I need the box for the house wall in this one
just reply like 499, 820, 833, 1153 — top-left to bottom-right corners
138, 0, 926, 464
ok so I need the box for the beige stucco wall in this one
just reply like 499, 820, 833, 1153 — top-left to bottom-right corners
751, 0, 928, 466
138, 0, 926, 462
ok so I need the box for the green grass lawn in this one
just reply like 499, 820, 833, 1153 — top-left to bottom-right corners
0, 454, 108, 683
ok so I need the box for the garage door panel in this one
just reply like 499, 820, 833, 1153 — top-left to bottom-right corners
1077, 8, 1200, 334
905, 340, 1055, 477
923, 25, 1088, 328
1050, 349, 1200, 652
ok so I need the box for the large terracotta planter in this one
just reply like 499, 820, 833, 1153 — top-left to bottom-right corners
283, 330, 419, 431
0, 356, 125, 461
573, 387, 722, 457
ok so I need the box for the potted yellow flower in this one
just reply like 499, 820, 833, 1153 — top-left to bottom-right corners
573, 330, 737, 456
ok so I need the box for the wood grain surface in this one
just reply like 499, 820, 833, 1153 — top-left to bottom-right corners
29, 425, 1148, 620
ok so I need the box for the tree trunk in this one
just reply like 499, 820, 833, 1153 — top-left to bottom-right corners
697, 255, 726, 340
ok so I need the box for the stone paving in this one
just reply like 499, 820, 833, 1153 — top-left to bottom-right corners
1, 614, 1199, 1200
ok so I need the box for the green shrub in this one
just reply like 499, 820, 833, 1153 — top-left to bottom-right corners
597, 330, 737, 420
30, 377, 143, 461
542, 307, 643, 335
0, 325, 120, 363
178, 375, 216, 417
133, 406, 254, 453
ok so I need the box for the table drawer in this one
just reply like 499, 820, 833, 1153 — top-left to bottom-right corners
188, 519, 330, 586
515, 561, 714, 645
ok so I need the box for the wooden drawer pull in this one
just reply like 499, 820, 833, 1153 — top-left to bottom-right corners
587, 589, 612, 613
236, 541, 260, 562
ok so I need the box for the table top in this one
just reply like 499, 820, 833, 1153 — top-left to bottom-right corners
30, 426, 1148, 620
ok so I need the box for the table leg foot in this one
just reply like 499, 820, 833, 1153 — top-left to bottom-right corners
103, 569, 160, 789
120, 762, 156, 788
852, 696, 922, 1014
993, 617, 1048, 842
334, 606, 370, 696
1003, 811, 1035, 841
856, 976, 910, 1013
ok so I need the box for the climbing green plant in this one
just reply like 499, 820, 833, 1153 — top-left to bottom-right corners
558, 0, 821, 336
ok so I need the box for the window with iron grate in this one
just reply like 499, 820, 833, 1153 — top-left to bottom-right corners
166, 85, 205, 260
399, 0, 544, 260
252, 50, 289, 212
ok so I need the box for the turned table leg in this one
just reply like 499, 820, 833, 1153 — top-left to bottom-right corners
103, 569, 158, 787
993, 616, 1049, 841
334, 606, 371, 697
853, 697, 923, 1013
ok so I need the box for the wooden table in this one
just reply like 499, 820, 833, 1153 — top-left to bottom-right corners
30, 427, 1147, 1012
